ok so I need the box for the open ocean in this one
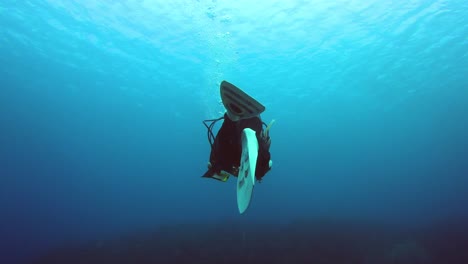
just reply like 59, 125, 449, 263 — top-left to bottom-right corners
1, 1, 467, 263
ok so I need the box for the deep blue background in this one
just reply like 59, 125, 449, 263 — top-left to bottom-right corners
1, 1, 467, 263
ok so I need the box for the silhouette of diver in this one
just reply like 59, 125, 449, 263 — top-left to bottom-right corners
202, 81, 273, 182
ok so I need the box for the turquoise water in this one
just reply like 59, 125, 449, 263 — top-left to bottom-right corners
1, 0, 467, 263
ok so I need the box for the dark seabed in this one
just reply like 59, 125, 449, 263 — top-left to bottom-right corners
33, 217, 468, 264
1, 1, 467, 264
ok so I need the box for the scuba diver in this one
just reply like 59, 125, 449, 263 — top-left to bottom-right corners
202, 80, 273, 182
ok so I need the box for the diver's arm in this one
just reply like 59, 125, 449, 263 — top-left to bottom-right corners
255, 134, 271, 180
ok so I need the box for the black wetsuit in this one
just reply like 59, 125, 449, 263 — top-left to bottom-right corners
206, 113, 271, 180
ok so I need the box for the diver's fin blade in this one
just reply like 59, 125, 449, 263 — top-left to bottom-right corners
220, 81, 265, 121
202, 169, 214, 178
202, 170, 229, 182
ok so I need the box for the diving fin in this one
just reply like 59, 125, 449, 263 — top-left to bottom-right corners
202, 170, 230, 182
220, 81, 265, 121
202, 162, 230, 182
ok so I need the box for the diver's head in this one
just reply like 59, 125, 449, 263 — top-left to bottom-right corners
226, 111, 241, 122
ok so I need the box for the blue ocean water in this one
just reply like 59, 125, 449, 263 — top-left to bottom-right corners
1, 0, 467, 263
